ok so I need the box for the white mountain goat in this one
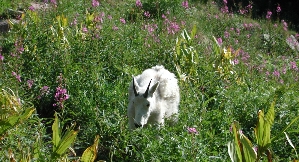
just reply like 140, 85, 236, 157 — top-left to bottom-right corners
127, 65, 180, 130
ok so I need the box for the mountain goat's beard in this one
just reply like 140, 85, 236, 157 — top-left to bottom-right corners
134, 111, 150, 127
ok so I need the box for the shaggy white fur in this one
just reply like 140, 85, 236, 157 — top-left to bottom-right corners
127, 65, 180, 130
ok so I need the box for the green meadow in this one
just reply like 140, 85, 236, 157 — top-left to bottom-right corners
0, 0, 299, 161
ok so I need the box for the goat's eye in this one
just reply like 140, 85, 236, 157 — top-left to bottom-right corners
146, 103, 150, 107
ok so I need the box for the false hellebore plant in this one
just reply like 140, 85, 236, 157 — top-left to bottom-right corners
228, 100, 299, 162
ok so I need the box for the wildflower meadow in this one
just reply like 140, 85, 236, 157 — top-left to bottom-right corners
0, 0, 299, 161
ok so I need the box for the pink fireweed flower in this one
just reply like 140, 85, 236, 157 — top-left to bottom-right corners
221, 5, 229, 13
187, 127, 198, 134
239, 9, 246, 15
167, 21, 180, 35
233, 59, 239, 65
282, 66, 287, 74
71, 17, 77, 26
37, 86, 50, 99
112, 26, 119, 30
94, 14, 104, 23
92, 0, 100, 7
120, 18, 126, 24
224, 31, 230, 38
53, 86, 69, 109
50, 0, 57, 5
217, 37, 223, 46
136, 0, 142, 8
266, 10, 272, 20
28, 5, 35, 11
108, 15, 112, 20
276, 4, 281, 13
82, 27, 88, 33
144, 11, 150, 18
182, 0, 189, 9
12, 72, 21, 82
273, 70, 280, 77
162, 14, 166, 19
236, 28, 240, 35
290, 61, 298, 71
282, 20, 288, 31
27, 80, 34, 89
0, 54, 3, 61
246, 3, 252, 9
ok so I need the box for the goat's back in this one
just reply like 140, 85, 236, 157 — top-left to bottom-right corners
135, 65, 179, 100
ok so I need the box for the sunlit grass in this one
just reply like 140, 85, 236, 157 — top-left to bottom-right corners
0, 0, 299, 161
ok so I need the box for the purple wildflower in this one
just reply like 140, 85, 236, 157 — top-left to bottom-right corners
28, 5, 35, 11
112, 26, 119, 30
144, 11, 150, 18
266, 10, 272, 20
12, 72, 21, 82
182, 0, 189, 9
92, 0, 100, 7
50, 0, 57, 5
71, 17, 77, 26
120, 18, 126, 24
236, 28, 240, 35
282, 20, 288, 31
136, 0, 142, 8
0, 54, 3, 61
187, 127, 198, 134
273, 70, 280, 77
276, 4, 281, 13
290, 61, 298, 71
167, 21, 180, 35
37, 86, 50, 99
27, 80, 34, 89
217, 37, 223, 46
82, 27, 88, 33
224, 31, 230, 38
53, 86, 69, 109
162, 14, 166, 19
233, 59, 239, 65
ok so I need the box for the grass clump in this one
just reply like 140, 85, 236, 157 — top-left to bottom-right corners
0, 0, 299, 161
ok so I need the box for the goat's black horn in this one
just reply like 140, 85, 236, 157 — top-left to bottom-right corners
143, 79, 152, 98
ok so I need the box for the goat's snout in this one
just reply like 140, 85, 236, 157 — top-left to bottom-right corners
134, 123, 142, 128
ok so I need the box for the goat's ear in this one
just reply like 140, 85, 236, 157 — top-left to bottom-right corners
148, 81, 159, 96
132, 77, 140, 96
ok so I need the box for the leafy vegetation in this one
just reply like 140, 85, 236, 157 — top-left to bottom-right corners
0, 0, 299, 161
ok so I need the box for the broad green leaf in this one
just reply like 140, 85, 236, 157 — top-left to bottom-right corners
0, 107, 35, 136
254, 100, 275, 157
255, 110, 265, 147
52, 112, 61, 151
81, 135, 100, 162
231, 121, 243, 162
55, 129, 78, 155
175, 38, 181, 57
0, 116, 20, 135
190, 25, 197, 41
182, 29, 190, 42
240, 134, 257, 162
227, 141, 237, 162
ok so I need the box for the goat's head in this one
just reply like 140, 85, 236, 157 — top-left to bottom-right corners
132, 78, 159, 128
